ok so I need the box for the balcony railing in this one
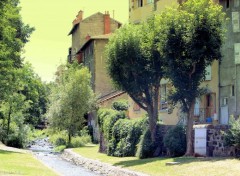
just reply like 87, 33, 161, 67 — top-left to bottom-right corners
193, 108, 215, 123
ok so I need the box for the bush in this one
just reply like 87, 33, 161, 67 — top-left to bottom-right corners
49, 131, 68, 146
136, 123, 164, 159
108, 117, 147, 157
163, 125, 186, 157
98, 108, 126, 141
54, 145, 66, 152
69, 135, 92, 148
224, 117, 240, 150
6, 124, 31, 148
112, 100, 128, 111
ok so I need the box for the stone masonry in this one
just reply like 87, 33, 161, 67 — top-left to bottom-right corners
206, 125, 236, 157
61, 149, 149, 176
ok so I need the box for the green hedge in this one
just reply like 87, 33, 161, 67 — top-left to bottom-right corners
163, 125, 186, 157
98, 108, 126, 141
112, 100, 128, 111
108, 117, 147, 157
136, 123, 164, 159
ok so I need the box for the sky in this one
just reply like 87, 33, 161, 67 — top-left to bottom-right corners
20, 0, 129, 82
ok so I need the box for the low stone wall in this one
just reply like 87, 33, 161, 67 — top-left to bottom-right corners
206, 125, 235, 157
61, 149, 149, 176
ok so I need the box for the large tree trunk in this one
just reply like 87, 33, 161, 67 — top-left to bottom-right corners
147, 86, 159, 142
185, 102, 194, 156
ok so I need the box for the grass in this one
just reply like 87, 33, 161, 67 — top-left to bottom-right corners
73, 145, 240, 176
0, 150, 58, 176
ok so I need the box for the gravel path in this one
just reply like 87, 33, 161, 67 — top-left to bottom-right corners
29, 138, 101, 176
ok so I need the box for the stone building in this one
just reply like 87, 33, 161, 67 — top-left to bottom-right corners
67, 11, 126, 141
68, 11, 121, 63
128, 0, 222, 125
218, 0, 240, 124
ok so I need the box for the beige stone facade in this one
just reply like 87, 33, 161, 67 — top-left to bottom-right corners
128, 0, 221, 125
68, 11, 121, 63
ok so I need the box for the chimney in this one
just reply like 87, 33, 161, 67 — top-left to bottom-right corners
104, 11, 111, 34
85, 34, 91, 41
72, 10, 83, 26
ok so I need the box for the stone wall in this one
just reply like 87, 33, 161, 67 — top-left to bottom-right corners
206, 125, 236, 157
61, 149, 149, 176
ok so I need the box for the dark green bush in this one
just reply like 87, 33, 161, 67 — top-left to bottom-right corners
108, 117, 147, 157
98, 108, 126, 141
112, 100, 128, 111
55, 137, 67, 146
224, 117, 240, 151
136, 123, 164, 159
6, 135, 23, 148
163, 125, 186, 157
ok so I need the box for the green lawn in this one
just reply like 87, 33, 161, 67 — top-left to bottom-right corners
73, 145, 240, 176
0, 150, 58, 176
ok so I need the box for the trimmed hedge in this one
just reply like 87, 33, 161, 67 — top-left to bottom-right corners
98, 108, 126, 141
163, 125, 186, 157
136, 123, 164, 159
97, 108, 147, 157
108, 117, 147, 157
112, 100, 128, 111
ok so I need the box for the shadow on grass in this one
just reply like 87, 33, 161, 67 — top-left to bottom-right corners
172, 156, 234, 165
112, 156, 236, 168
113, 157, 165, 168
0, 149, 23, 155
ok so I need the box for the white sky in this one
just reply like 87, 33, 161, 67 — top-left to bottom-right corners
20, 0, 129, 82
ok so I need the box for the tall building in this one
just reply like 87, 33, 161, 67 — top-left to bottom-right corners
67, 11, 126, 141
68, 11, 121, 63
218, 0, 240, 124
128, 0, 221, 125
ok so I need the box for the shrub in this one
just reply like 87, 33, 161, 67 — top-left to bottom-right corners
49, 131, 68, 146
163, 125, 186, 157
6, 124, 31, 148
112, 100, 128, 111
108, 117, 147, 157
136, 123, 164, 159
69, 135, 92, 148
54, 145, 66, 152
224, 117, 240, 150
98, 108, 126, 141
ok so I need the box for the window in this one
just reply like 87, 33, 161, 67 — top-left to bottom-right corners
231, 85, 235, 96
160, 84, 168, 111
227, 0, 230, 8
138, 0, 143, 7
223, 97, 228, 106
234, 0, 239, 7
205, 65, 211, 81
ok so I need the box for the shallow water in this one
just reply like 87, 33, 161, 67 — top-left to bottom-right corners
29, 138, 100, 176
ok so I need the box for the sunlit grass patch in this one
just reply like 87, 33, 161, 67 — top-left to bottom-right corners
73, 145, 240, 176
0, 149, 58, 176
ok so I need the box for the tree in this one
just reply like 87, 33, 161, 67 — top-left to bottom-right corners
0, 0, 34, 101
161, 0, 225, 155
48, 63, 95, 144
20, 63, 49, 126
106, 22, 166, 143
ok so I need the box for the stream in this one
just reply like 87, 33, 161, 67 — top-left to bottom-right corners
28, 138, 101, 176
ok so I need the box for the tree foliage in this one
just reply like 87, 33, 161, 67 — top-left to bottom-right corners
106, 21, 166, 142
0, 0, 49, 148
47, 63, 95, 143
159, 0, 226, 155
106, 0, 225, 156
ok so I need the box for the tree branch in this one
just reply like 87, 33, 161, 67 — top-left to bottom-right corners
189, 63, 196, 79
129, 93, 148, 111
